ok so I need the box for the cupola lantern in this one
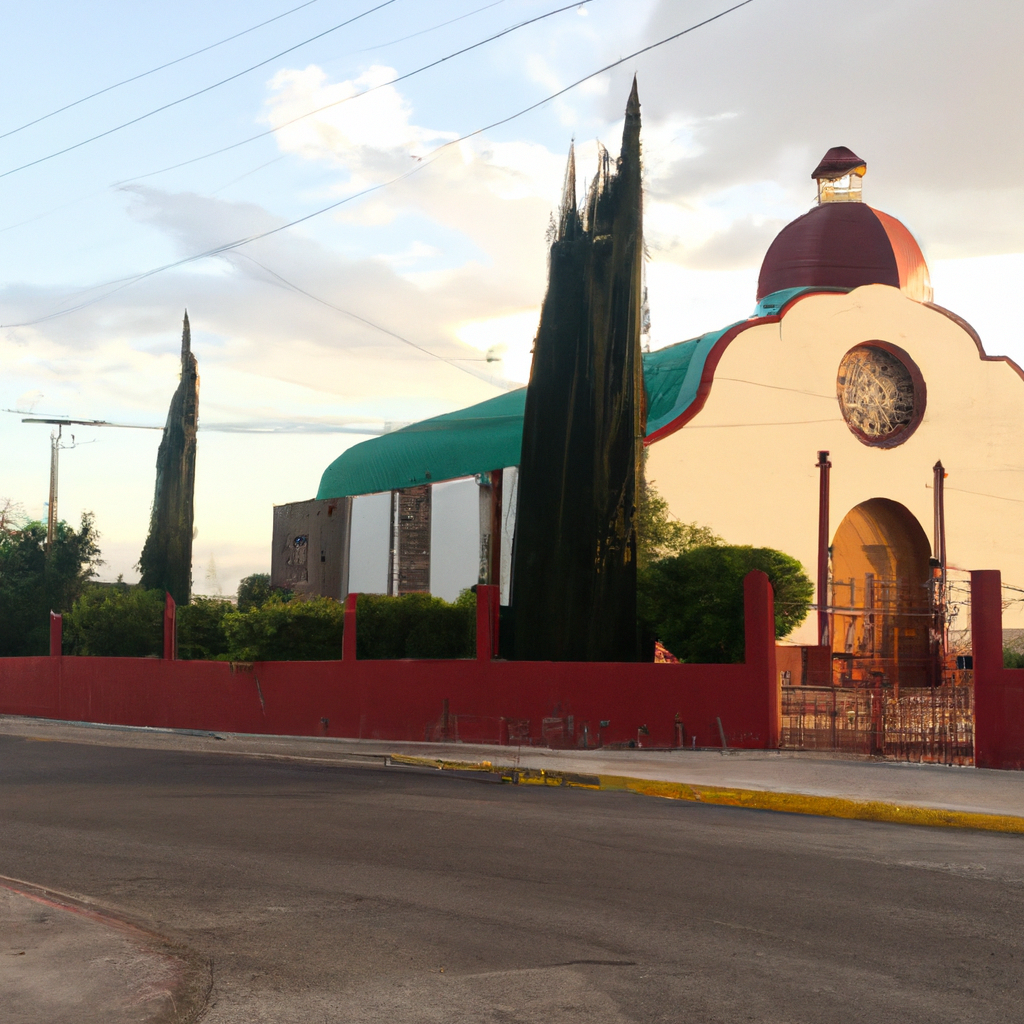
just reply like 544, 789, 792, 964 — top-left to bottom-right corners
812, 146, 866, 204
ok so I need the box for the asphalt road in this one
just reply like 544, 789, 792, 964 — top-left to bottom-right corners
1, 734, 1023, 1023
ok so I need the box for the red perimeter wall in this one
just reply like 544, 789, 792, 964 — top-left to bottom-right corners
972, 570, 1024, 771
0, 572, 779, 750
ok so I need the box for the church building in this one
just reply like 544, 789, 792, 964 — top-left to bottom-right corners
290, 148, 1024, 681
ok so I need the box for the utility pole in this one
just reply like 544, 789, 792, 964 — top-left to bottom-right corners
47, 425, 61, 549
16, 415, 162, 550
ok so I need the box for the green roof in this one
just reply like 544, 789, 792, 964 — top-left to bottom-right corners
318, 388, 527, 498
316, 289, 834, 499
317, 327, 739, 499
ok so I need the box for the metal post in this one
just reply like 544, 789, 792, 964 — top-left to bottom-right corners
387, 490, 399, 596
489, 469, 503, 588
816, 451, 832, 647
932, 461, 947, 571
933, 461, 948, 669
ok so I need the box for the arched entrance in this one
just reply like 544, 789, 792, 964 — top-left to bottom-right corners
830, 498, 936, 688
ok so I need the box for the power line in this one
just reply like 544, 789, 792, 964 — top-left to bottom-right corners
116, 0, 598, 188
209, 156, 286, 195
0, 0, 401, 181
452, 0, 756, 144
354, 0, 509, 52
925, 483, 1024, 505
684, 419, 837, 429
0, 0, 327, 142
716, 376, 836, 401
0, 0, 513, 233
1, 0, 759, 329
230, 251, 514, 389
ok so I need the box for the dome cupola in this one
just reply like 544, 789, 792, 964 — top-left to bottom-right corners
757, 148, 932, 303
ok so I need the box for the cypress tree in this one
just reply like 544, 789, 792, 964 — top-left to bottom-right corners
511, 80, 645, 661
139, 311, 199, 604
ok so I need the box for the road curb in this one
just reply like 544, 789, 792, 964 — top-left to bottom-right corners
386, 754, 1024, 834
0, 875, 212, 1024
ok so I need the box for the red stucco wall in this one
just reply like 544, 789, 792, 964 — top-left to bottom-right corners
0, 574, 779, 751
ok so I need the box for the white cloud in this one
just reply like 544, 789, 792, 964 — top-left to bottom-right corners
265, 65, 456, 186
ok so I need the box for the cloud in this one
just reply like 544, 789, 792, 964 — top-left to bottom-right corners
265, 65, 456, 185
650, 213, 788, 271
607, 0, 1024, 260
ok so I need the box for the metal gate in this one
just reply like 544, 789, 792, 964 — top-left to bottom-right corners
780, 683, 973, 765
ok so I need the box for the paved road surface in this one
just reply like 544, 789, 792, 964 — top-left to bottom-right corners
1, 733, 1022, 1022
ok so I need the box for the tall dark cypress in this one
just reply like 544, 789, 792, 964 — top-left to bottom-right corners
511, 80, 645, 662
139, 311, 199, 605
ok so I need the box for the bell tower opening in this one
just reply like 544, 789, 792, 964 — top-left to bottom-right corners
830, 498, 937, 688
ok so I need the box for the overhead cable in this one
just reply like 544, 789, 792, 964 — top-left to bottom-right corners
1, 0, 758, 328
0, 0, 401, 181
117, 0, 598, 187
0, 0, 511, 231
0, 0, 327, 142
354, 0, 509, 52
231, 251, 514, 389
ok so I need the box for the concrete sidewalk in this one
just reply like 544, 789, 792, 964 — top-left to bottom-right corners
4, 714, 1024, 829
0, 877, 208, 1024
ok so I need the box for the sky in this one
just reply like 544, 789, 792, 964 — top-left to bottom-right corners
2, 0, 1022, 596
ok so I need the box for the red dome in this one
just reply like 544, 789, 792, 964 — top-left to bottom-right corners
757, 203, 932, 303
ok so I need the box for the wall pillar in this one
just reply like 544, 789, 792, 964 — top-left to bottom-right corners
343, 592, 358, 662
163, 593, 176, 660
49, 612, 62, 658
475, 585, 500, 661
971, 570, 1024, 770
743, 570, 779, 747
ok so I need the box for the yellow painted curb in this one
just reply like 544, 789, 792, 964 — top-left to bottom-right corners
386, 754, 1024, 835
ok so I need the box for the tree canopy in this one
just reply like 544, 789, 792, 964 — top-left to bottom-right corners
635, 473, 721, 569
638, 545, 813, 663
0, 512, 101, 656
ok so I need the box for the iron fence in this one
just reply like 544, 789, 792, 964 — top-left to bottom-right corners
780, 682, 973, 765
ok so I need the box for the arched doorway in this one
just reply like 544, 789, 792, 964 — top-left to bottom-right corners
830, 498, 936, 688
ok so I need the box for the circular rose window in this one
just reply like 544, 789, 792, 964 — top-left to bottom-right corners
836, 343, 925, 448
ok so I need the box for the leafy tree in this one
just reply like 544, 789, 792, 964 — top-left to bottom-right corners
0, 513, 101, 656
236, 573, 290, 612
64, 584, 164, 657
638, 546, 813, 663
1005, 649, 1024, 669
636, 471, 720, 569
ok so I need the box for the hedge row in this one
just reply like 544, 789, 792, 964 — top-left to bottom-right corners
63, 585, 476, 661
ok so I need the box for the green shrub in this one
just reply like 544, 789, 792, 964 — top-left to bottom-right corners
64, 584, 478, 662
223, 596, 345, 661
638, 546, 813, 664
1005, 649, 1024, 669
65, 584, 165, 657
177, 597, 233, 660
355, 591, 475, 660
